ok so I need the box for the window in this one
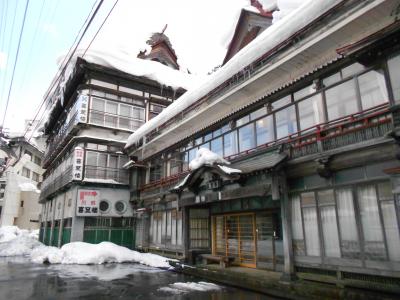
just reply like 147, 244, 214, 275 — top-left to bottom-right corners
210, 137, 223, 157
318, 190, 340, 258
301, 192, 320, 256
291, 195, 305, 256
256, 115, 274, 146
150, 210, 182, 247
325, 80, 358, 120
298, 94, 324, 131
22, 167, 31, 179
33, 156, 42, 166
238, 123, 255, 152
357, 185, 386, 261
378, 182, 400, 261
388, 53, 400, 102
275, 105, 297, 139
223, 130, 238, 157
24, 150, 32, 159
85, 151, 128, 183
149, 162, 163, 182
358, 69, 388, 110
20, 201, 24, 208
89, 97, 145, 131
272, 95, 291, 110
189, 208, 209, 248
236, 114, 249, 127
341, 62, 365, 78
336, 188, 360, 259
32, 172, 40, 182
291, 181, 400, 263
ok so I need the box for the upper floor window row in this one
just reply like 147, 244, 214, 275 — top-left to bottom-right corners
89, 97, 145, 131
89, 79, 174, 102
182, 56, 397, 155
144, 54, 400, 183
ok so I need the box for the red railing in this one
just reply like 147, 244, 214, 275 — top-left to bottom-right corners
139, 103, 392, 191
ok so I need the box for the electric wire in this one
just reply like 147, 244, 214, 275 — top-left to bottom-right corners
1, 0, 30, 131
23, 0, 105, 141
0, 0, 18, 126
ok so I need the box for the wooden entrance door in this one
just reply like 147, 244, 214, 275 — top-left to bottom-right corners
213, 213, 256, 268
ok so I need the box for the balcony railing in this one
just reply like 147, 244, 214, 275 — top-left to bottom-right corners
88, 109, 144, 132
139, 104, 393, 192
43, 110, 79, 167
40, 166, 73, 201
84, 165, 129, 185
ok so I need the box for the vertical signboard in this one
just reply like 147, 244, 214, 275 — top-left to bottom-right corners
76, 189, 100, 216
72, 147, 84, 181
78, 94, 89, 123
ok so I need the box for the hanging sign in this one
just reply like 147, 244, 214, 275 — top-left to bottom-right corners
72, 147, 84, 180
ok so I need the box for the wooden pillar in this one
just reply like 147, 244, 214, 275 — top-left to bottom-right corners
278, 172, 297, 282
182, 205, 190, 262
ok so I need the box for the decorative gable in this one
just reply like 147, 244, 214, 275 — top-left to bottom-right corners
137, 25, 180, 70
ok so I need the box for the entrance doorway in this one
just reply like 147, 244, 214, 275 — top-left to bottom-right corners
213, 213, 256, 268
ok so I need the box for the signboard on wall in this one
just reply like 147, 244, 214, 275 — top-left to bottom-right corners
76, 189, 100, 216
78, 94, 89, 123
72, 147, 84, 181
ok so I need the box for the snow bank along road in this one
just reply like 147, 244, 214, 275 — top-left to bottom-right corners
0, 226, 172, 268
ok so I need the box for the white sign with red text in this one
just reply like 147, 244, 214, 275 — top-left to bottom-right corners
76, 189, 100, 216
72, 147, 84, 181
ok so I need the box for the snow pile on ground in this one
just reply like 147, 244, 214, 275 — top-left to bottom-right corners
158, 281, 221, 294
0, 226, 173, 269
31, 241, 173, 268
189, 148, 230, 170
0, 226, 42, 256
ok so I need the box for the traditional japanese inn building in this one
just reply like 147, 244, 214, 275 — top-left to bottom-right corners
38, 32, 190, 248
125, 0, 400, 286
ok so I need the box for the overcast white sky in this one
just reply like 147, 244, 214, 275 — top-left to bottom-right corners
0, 0, 256, 134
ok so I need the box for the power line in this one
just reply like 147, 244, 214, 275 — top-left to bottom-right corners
24, 0, 105, 141
0, 0, 18, 118
16, 0, 47, 96
1, 0, 30, 131
83, 0, 119, 58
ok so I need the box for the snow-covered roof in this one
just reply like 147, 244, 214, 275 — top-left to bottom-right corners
66, 48, 201, 91
125, 0, 341, 149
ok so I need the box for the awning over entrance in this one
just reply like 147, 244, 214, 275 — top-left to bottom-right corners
170, 164, 242, 194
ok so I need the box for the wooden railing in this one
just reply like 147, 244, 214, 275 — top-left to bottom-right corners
139, 103, 392, 192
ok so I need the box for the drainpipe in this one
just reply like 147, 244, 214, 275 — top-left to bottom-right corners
278, 172, 297, 282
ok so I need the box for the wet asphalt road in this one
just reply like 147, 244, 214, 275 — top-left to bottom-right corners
0, 257, 275, 300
